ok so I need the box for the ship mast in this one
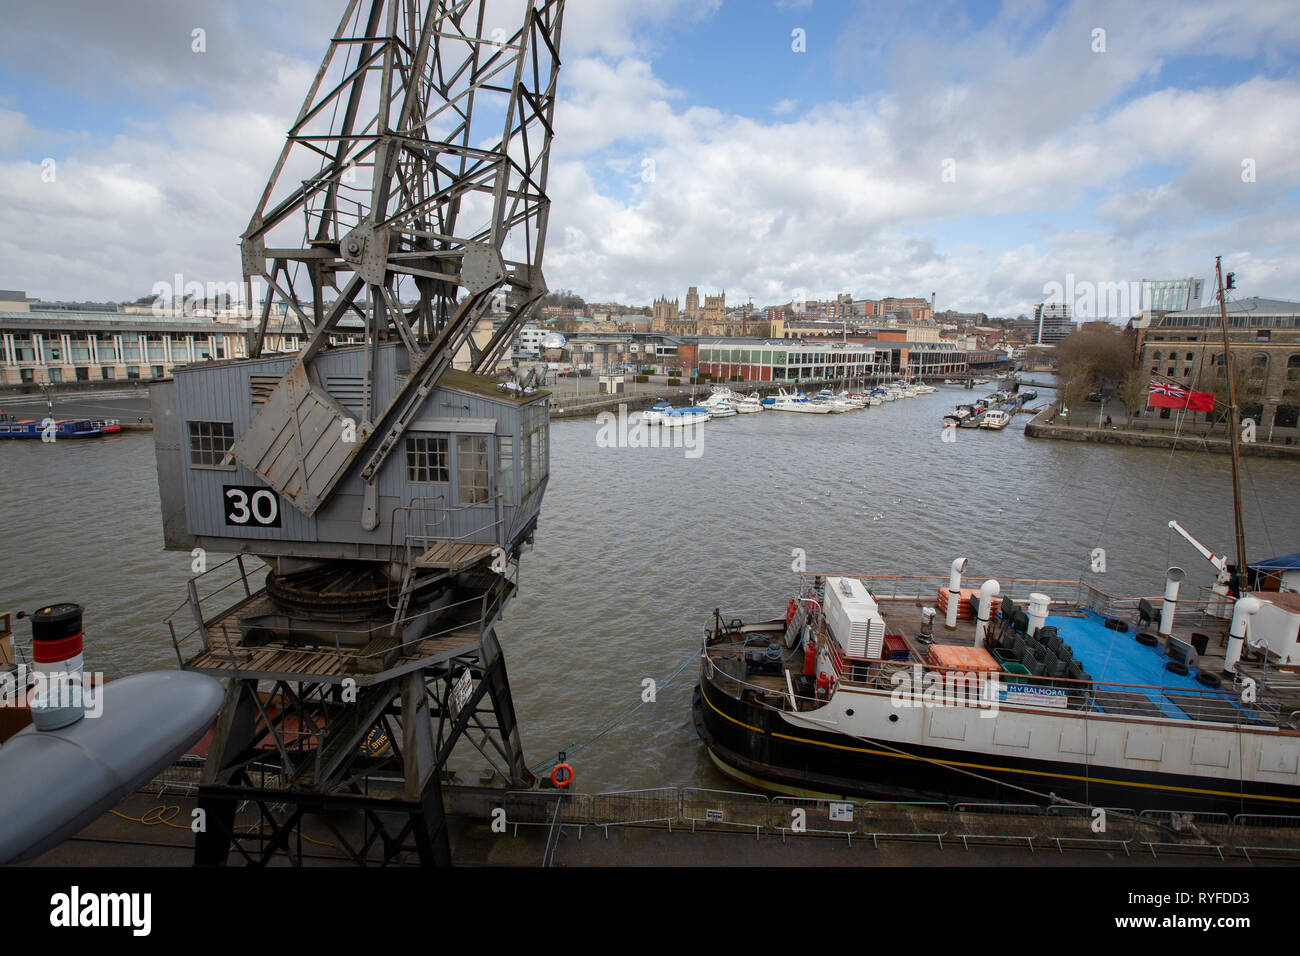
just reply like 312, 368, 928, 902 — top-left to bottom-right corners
1214, 255, 1248, 592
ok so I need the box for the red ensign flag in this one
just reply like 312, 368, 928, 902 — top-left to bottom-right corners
1148, 382, 1214, 412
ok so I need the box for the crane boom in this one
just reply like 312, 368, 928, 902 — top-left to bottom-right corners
1168, 519, 1230, 577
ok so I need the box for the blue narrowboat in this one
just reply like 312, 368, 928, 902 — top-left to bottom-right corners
0, 419, 112, 439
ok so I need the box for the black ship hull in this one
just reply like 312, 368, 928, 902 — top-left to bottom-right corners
694, 666, 1300, 816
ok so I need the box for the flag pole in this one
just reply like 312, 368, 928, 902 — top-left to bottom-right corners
1216, 255, 1248, 593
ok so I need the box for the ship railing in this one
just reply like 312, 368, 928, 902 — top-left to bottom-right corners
795, 574, 1229, 627
167, 552, 508, 677
698, 653, 822, 712
704, 614, 1267, 723
836, 658, 1282, 728
1080, 582, 1226, 628
798, 573, 1082, 607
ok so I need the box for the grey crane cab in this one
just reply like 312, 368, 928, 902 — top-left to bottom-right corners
153, 341, 549, 570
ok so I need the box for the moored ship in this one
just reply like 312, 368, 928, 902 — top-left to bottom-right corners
694, 565, 1300, 814
0, 418, 118, 439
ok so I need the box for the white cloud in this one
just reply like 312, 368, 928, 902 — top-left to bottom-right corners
2, 0, 1299, 318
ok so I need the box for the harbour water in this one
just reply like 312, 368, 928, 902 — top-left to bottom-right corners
2, 384, 1298, 794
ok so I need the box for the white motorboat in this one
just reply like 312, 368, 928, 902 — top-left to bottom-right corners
640, 401, 672, 425
980, 409, 1011, 430
812, 389, 858, 412
661, 405, 711, 426
771, 390, 833, 414
699, 387, 739, 417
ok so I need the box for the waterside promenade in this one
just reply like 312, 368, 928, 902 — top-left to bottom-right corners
1025, 405, 1300, 460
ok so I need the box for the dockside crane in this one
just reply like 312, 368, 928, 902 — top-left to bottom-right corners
149, 0, 566, 867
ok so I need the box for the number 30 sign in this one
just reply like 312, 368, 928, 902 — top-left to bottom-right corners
223, 485, 281, 527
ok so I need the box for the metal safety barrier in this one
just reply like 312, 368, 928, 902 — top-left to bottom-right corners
771, 796, 860, 844
1231, 814, 1300, 861
594, 788, 679, 835
503, 790, 594, 840
859, 801, 951, 849
1138, 809, 1233, 860
1044, 805, 1138, 855
681, 787, 770, 839
141, 761, 1300, 861
952, 802, 1044, 850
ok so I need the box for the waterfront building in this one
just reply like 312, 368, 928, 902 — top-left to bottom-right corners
0, 291, 400, 387
696, 339, 879, 383
1140, 296, 1300, 439
1033, 302, 1073, 344
1, 301, 254, 386
1142, 278, 1205, 313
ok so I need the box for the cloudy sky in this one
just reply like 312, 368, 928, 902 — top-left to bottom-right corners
2, 0, 1299, 317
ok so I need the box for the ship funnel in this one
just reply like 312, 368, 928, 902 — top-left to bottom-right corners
974, 579, 1000, 649
20, 604, 86, 731
945, 557, 968, 631
1159, 567, 1187, 638
1224, 596, 1262, 675
1027, 592, 1051, 637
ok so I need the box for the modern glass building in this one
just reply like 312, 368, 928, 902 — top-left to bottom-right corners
696, 340, 878, 382
1141, 278, 1205, 313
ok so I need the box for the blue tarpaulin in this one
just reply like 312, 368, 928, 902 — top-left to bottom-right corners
1250, 554, 1300, 571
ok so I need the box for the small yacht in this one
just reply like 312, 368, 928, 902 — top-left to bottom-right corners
981, 409, 1011, 430
771, 390, 833, 414
734, 392, 764, 413
812, 389, 858, 412
640, 401, 673, 425
699, 387, 739, 418
661, 405, 711, 426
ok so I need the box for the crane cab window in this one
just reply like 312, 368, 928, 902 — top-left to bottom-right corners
406, 436, 449, 483
187, 421, 236, 469
457, 435, 491, 504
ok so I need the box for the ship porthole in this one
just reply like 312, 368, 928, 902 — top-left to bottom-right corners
889, 714, 899, 723
846, 709, 854, 717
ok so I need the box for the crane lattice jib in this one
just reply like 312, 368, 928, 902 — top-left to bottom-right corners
232, 0, 564, 520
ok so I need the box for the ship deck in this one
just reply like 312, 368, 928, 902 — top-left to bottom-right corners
708, 579, 1300, 729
